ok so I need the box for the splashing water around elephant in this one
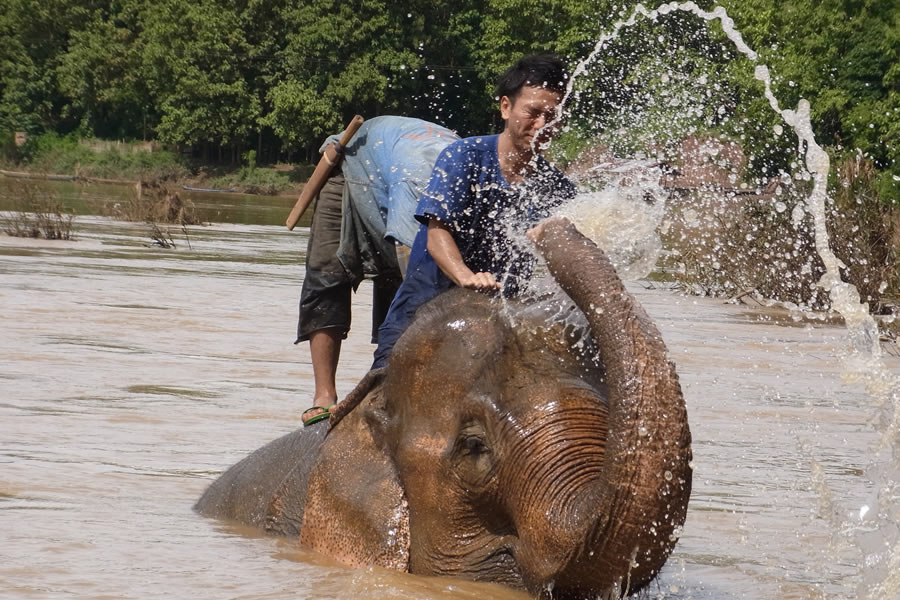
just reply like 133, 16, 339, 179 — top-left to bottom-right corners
528, 3, 900, 598
560, 160, 668, 280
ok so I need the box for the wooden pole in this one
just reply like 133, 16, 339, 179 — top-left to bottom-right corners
285, 115, 364, 230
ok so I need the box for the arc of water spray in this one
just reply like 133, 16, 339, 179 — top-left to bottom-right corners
543, 4, 900, 596
550, 0, 895, 390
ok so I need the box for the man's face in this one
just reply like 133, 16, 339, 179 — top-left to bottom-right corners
500, 85, 563, 156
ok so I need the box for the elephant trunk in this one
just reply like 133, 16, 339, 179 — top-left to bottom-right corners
530, 218, 692, 596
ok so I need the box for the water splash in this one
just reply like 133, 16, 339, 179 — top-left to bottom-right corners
560, 159, 667, 280
544, 3, 900, 597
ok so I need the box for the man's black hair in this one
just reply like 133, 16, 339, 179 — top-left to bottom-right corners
495, 54, 569, 100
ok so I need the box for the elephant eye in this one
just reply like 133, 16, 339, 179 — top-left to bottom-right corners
453, 425, 496, 487
460, 434, 489, 456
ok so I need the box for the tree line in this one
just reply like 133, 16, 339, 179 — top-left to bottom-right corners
0, 0, 896, 200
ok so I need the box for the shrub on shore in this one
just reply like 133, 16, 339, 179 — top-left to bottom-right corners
11, 132, 190, 183
1, 183, 75, 240
201, 149, 299, 194
205, 167, 295, 195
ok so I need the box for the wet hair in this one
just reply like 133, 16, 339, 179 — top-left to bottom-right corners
495, 54, 569, 101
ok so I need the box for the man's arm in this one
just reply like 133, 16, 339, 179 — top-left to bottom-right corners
426, 220, 500, 291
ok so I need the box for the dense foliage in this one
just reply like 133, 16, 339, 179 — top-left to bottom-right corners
0, 0, 896, 201
720, 0, 898, 203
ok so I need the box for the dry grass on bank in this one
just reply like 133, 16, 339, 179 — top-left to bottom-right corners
665, 157, 898, 317
102, 181, 203, 249
664, 187, 830, 309
1, 183, 75, 240
108, 181, 202, 226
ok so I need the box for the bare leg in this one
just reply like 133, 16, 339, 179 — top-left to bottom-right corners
310, 328, 342, 405
302, 328, 342, 424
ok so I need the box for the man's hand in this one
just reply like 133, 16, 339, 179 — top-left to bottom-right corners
427, 220, 501, 292
458, 271, 500, 291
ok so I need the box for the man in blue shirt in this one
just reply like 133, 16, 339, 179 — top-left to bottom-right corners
298, 116, 458, 425
372, 55, 576, 369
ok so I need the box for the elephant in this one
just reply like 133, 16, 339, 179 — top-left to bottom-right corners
195, 218, 692, 598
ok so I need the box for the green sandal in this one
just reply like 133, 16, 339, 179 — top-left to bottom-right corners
302, 404, 335, 427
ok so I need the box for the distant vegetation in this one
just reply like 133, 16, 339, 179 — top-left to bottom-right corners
15, 132, 189, 182
0, 0, 894, 199
4, 131, 300, 194
0, 0, 896, 309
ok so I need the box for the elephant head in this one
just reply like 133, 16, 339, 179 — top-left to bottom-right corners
197, 219, 691, 598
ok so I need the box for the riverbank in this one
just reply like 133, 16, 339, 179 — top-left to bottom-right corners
4, 144, 898, 322
2, 134, 311, 197
0, 164, 308, 198
0, 168, 136, 186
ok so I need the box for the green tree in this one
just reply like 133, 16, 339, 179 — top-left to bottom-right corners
719, 0, 899, 201
0, 0, 101, 133
378, 1, 488, 135
261, 0, 421, 154
140, 0, 261, 155
56, 0, 150, 139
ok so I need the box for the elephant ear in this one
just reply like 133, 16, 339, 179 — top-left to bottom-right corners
298, 370, 409, 571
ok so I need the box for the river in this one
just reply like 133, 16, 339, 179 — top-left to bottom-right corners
1, 180, 897, 599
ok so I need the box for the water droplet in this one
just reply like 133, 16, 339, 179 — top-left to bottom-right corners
791, 204, 805, 226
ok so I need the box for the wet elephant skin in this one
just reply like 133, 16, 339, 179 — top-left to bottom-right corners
195, 220, 692, 598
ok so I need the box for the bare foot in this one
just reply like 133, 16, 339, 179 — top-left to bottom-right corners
301, 398, 337, 426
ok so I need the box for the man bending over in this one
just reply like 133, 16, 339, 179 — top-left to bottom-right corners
298, 116, 458, 425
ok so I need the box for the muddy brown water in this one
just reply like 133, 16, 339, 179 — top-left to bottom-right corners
1, 181, 897, 598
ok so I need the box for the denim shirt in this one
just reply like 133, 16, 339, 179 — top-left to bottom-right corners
319, 116, 458, 281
